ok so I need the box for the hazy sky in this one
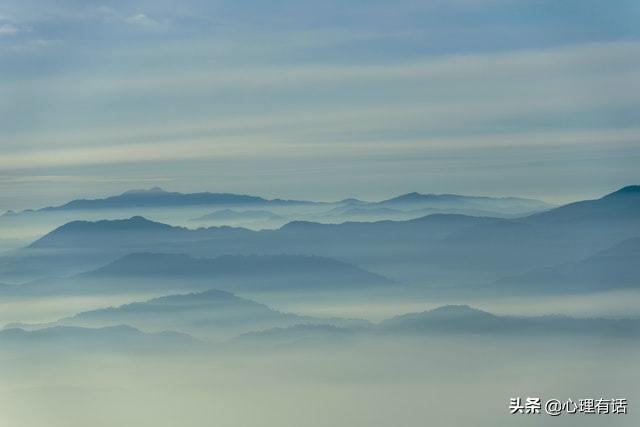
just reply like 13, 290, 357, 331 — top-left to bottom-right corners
1, 0, 639, 210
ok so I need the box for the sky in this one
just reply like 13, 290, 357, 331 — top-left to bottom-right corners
1, 0, 639, 210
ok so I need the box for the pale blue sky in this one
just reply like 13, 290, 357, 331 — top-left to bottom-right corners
1, 0, 639, 209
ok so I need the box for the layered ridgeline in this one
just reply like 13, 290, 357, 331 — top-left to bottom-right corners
492, 237, 640, 293
81, 253, 392, 291
0, 186, 638, 293
0, 188, 312, 250
0, 325, 197, 353
376, 305, 640, 335
2, 187, 550, 216
230, 304, 640, 349
1, 253, 393, 297
35, 187, 312, 211
190, 209, 285, 223
0, 213, 497, 282
0, 187, 552, 252
0, 217, 253, 280
373, 192, 551, 216
8, 301, 639, 352
9, 289, 369, 341
315, 191, 552, 222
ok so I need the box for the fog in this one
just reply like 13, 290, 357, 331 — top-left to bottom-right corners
0, 294, 160, 326
0, 185, 638, 426
261, 289, 640, 322
1, 335, 638, 427
1, 0, 638, 422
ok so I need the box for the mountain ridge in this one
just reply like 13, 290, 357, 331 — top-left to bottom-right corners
39, 187, 313, 212
0, 324, 198, 352
3, 187, 553, 217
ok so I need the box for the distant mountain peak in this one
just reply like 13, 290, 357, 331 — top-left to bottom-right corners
280, 220, 327, 230
122, 187, 168, 195
385, 192, 432, 202
60, 216, 173, 231
0, 324, 198, 350
603, 185, 640, 199
377, 192, 552, 216
72, 288, 267, 317
390, 304, 496, 322
426, 304, 490, 316
525, 184, 640, 223
397, 192, 423, 199
191, 208, 283, 222
72, 251, 394, 293
28, 216, 182, 249
29, 189, 313, 213
386, 192, 490, 202
378, 304, 500, 332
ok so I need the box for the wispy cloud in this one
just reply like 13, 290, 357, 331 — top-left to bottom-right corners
2, 127, 639, 172
0, 175, 173, 184
124, 13, 162, 28
3, 41, 638, 153
0, 0, 638, 206
0, 23, 19, 36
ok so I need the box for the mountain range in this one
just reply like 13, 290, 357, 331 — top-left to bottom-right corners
0, 324, 197, 353
2, 187, 551, 216
0, 186, 637, 294
9, 288, 369, 341
82, 252, 392, 290
230, 304, 640, 349
40, 187, 311, 211
4, 300, 640, 353
0, 187, 554, 256
378, 305, 640, 336
492, 236, 640, 293
0, 253, 393, 297
191, 209, 285, 223
375, 191, 551, 215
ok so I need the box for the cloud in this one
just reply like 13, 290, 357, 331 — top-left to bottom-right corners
0, 0, 636, 209
94, 7, 167, 30
124, 13, 166, 30
0, 175, 172, 184
0, 23, 20, 36
2, 40, 638, 156
5, 39, 638, 97
1, 126, 639, 172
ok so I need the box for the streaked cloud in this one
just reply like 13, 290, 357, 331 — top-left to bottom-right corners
0, 23, 19, 36
0, 0, 638, 208
2, 41, 638, 152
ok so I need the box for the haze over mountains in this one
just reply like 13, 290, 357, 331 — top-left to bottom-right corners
79, 252, 393, 295
1, 185, 639, 427
0, 186, 638, 295
0, 253, 392, 299
374, 191, 551, 215
59, 289, 305, 339
0, 187, 555, 254
40, 187, 310, 211
2, 187, 552, 216
7, 299, 639, 352
377, 305, 640, 337
191, 209, 285, 225
231, 304, 640, 350
4, 1, 638, 424
493, 236, 640, 293
0, 185, 638, 338
10, 288, 370, 341
0, 324, 197, 353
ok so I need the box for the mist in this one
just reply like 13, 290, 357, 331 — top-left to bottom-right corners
1, 334, 638, 427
